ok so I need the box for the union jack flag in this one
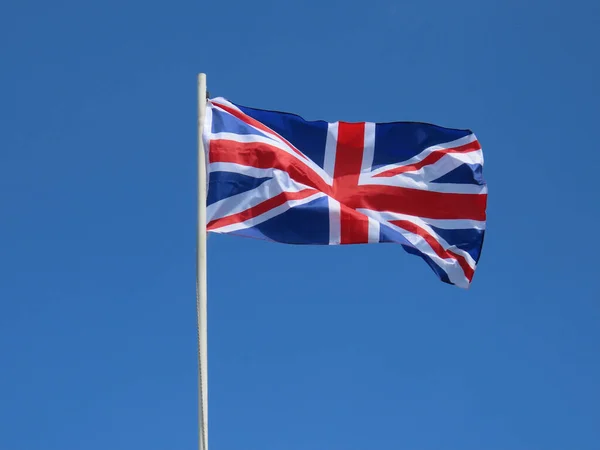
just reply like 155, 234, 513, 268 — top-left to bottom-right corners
203, 98, 487, 288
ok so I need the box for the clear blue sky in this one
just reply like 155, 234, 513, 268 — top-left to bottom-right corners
2, 0, 599, 449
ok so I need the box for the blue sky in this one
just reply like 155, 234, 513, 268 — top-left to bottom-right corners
1, 0, 599, 449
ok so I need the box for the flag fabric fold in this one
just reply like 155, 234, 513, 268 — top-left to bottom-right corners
203, 97, 487, 288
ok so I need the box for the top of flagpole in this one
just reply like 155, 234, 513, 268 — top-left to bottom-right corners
198, 72, 209, 101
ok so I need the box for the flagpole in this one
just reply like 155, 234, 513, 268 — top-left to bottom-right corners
196, 72, 208, 450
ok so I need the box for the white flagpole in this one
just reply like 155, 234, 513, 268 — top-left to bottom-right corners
196, 72, 208, 450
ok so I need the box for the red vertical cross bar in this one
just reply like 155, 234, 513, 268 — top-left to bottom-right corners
332, 122, 370, 244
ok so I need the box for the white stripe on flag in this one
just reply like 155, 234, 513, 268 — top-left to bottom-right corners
361, 122, 376, 173
328, 197, 341, 245
323, 122, 339, 181
368, 216, 380, 243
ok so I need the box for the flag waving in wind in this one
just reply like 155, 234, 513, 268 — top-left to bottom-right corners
203, 98, 487, 288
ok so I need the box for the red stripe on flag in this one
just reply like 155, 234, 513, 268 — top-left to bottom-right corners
209, 139, 332, 194
390, 219, 475, 282
209, 138, 486, 222
374, 140, 482, 178
341, 185, 487, 221
207, 188, 319, 231
211, 101, 308, 161
334, 122, 369, 244
339, 204, 370, 244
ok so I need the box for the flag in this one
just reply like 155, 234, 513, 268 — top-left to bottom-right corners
203, 98, 487, 288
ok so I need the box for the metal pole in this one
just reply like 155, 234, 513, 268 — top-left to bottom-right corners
196, 72, 208, 450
